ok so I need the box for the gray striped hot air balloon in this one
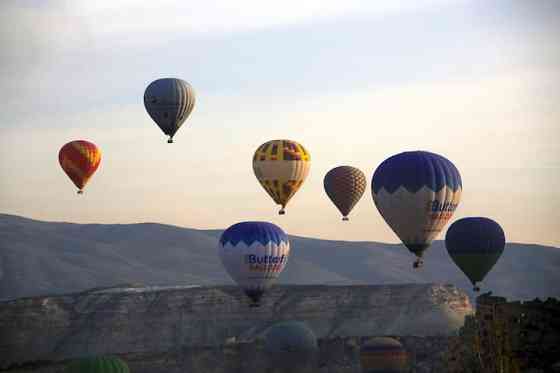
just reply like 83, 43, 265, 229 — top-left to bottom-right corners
143, 78, 195, 143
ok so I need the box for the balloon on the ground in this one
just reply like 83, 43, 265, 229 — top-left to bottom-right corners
264, 321, 319, 372
219, 222, 290, 306
253, 140, 310, 215
360, 337, 409, 373
371, 151, 462, 268
324, 166, 366, 221
143, 78, 195, 143
264, 321, 318, 353
445, 217, 506, 292
58, 140, 101, 194
65, 356, 129, 373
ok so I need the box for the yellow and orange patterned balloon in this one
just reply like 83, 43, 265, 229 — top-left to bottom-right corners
252, 140, 310, 215
58, 140, 101, 194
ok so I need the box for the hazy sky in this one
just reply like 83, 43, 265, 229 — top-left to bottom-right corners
1, 0, 559, 247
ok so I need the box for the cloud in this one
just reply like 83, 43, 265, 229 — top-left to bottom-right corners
77, 0, 465, 38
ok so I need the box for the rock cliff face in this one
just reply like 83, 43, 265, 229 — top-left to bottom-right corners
0, 284, 472, 371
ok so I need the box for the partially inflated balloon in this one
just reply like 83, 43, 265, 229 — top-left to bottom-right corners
219, 222, 290, 306
264, 321, 319, 372
253, 140, 310, 215
264, 321, 318, 353
360, 337, 409, 373
445, 217, 505, 292
324, 166, 366, 221
65, 356, 129, 373
59, 140, 101, 194
372, 151, 462, 268
144, 78, 195, 143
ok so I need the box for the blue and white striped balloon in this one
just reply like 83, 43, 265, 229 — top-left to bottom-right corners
219, 222, 290, 305
372, 151, 462, 268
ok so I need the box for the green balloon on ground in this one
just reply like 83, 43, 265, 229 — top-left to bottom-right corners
65, 356, 129, 373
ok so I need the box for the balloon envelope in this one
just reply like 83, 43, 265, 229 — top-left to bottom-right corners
445, 217, 505, 291
324, 166, 366, 220
58, 140, 101, 194
219, 222, 290, 305
253, 140, 310, 214
65, 356, 129, 373
371, 151, 462, 267
360, 337, 409, 373
264, 321, 319, 372
264, 321, 318, 353
143, 78, 195, 143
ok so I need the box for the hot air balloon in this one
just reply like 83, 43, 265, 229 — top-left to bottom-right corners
360, 337, 409, 373
371, 151, 462, 268
445, 217, 505, 292
143, 78, 195, 143
219, 221, 290, 306
253, 140, 310, 215
263, 321, 319, 372
65, 356, 129, 373
58, 140, 101, 194
324, 166, 366, 221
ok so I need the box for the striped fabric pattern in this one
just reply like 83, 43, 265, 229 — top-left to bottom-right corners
252, 140, 311, 211
58, 140, 101, 191
360, 338, 409, 373
219, 222, 290, 304
371, 151, 462, 262
143, 78, 196, 137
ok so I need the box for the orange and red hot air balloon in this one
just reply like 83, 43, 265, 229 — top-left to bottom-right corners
58, 140, 101, 194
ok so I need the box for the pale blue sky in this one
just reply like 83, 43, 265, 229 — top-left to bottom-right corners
1, 0, 559, 246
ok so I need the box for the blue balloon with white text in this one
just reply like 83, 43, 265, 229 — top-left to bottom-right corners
219, 222, 290, 305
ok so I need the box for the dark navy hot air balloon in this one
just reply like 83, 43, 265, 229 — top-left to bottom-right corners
219, 222, 290, 307
372, 151, 462, 268
445, 217, 506, 292
144, 78, 195, 143
264, 321, 319, 373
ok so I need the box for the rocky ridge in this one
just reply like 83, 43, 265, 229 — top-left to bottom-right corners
0, 284, 472, 371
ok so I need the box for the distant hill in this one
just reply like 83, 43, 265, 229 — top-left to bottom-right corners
0, 214, 558, 301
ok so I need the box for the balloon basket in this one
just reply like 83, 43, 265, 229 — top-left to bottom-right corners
77, 190, 83, 195
342, 216, 349, 221
167, 138, 173, 144
413, 260, 423, 269
473, 286, 481, 292
278, 209, 286, 215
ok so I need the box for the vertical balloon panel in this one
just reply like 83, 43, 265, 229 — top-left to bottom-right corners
219, 222, 290, 304
253, 140, 310, 214
58, 140, 102, 193
144, 78, 195, 142
219, 240, 290, 290
372, 151, 462, 266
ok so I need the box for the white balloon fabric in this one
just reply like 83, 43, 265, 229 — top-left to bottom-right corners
219, 221, 290, 306
372, 151, 462, 268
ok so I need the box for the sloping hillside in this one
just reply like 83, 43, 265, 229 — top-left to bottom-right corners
0, 214, 558, 300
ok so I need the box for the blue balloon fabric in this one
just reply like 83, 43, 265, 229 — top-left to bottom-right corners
220, 221, 289, 247
446, 217, 505, 254
372, 151, 462, 194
